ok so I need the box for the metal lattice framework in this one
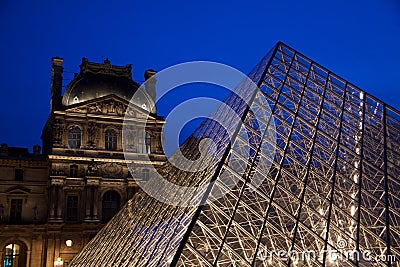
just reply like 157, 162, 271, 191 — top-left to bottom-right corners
70, 42, 400, 267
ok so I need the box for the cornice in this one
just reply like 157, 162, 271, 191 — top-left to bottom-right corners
47, 154, 165, 165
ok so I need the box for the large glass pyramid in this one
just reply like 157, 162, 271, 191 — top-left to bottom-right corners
70, 42, 400, 266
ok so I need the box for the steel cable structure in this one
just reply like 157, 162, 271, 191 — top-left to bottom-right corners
70, 42, 400, 267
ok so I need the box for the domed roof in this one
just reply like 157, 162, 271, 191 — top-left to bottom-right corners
62, 58, 154, 111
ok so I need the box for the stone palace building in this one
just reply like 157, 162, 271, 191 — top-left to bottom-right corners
0, 57, 166, 267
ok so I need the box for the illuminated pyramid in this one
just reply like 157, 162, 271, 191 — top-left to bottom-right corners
70, 42, 400, 266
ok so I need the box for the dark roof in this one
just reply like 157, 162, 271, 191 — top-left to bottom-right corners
62, 58, 142, 106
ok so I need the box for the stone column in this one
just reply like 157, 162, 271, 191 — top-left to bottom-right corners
26, 249, 31, 267
92, 185, 99, 220
85, 186, 91, 220
49, 185, 56, 219
54, 236, 61, 263
46, 234, 55, 267
56, 186, 63, 219
84, 177, 100, 222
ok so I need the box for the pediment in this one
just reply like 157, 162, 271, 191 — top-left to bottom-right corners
65, 94, 156, 119
5, 185, 31, 194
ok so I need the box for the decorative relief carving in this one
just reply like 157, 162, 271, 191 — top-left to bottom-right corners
69, 100, 129, 116
67, 99, 147, 118
123, 127, 137, 152
87, 122, 98, 148
80, 57, 132, 79
98, 162, 123, 178
51, 164, 68, 176
86, 159, 99, 175
51, 178, 64, 185
52, 120, 65, 145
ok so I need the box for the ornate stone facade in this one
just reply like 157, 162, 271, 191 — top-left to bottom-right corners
0, 58, 165, 267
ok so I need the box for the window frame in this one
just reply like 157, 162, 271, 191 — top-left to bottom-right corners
142, 169, 149, 181
101, 190, 121, 223
9, 199, 23, 223
69, 165, 79, 178
3, 243, 21, 267
68, 125, 82, 149
105, 128, 118, 151
14, 169, 23, 181
145, 132, 151, 154
66, 195, 79, 222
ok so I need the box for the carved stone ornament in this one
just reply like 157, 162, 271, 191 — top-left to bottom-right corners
67, 99, 145, 118
52, 120, 65, 144
87, 122, 98, 148
99, 162, 123, 178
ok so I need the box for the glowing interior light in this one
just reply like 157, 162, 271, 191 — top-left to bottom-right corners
329, 252, 337, 263
354, 160, 359, 168
319, 208, 324, 215
54, 257, 63, 266
351, 205, 356, 216
353, 174, 359, 183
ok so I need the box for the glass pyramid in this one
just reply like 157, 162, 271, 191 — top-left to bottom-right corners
70, 42, 400, 266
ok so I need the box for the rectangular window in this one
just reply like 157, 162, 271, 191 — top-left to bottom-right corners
66, 195, 78, 222
70, 165, 78, 178
10, 199, 22, 223
14, 169, 23, 181
142, 169, 149, 181
105, 129, 117, 151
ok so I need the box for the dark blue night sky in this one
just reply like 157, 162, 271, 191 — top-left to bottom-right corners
1, 0, 399, 151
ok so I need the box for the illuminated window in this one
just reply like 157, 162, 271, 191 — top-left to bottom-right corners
3, 243, 26, 267
68, 126, 81, 149
66, 195, 78, 222
10, 199, 22, 223
105, 129, 117, 151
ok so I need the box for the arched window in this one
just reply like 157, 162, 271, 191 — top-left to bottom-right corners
102, 191, 120, 223
68, 126, 81, 149
3, 242, 27, 267
105, 129, 117, 151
